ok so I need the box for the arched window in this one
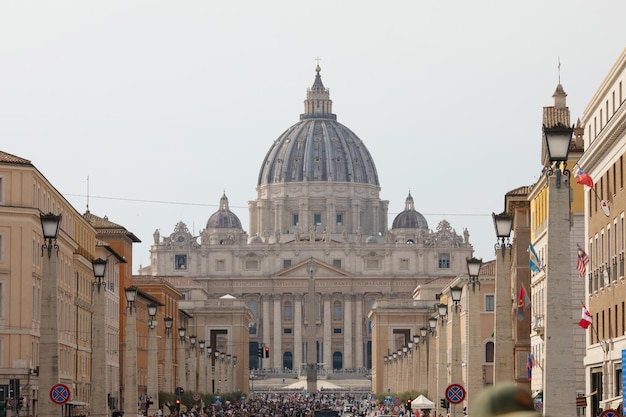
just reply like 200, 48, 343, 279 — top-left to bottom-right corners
333, 301, 342, 321
283, 351, 293, 371
333, 351, 343, 370
284, 301, 293, 321
485, 341, 494, 363
247, 300, 258, 318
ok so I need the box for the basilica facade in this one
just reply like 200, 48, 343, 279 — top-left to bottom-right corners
138, 66, 475, 374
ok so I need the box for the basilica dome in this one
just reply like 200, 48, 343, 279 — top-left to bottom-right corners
257, 65, 380, 186
392, 192, 429, 230
206, 192, 242, 229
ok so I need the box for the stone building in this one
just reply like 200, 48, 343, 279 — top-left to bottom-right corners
138, 66, 475, 385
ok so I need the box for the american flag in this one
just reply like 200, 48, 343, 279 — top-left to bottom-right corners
577, 245, 590, 278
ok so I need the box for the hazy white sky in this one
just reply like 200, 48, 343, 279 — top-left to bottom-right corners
2, 1, 625, 271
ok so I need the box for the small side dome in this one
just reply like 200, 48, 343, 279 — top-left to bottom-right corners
366, 236, 382, 244
248, 235, 263, 244
392, 192, 429, 230
206, 192, 242, 229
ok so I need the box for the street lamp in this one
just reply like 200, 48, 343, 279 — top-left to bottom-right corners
437, 303, 448, 323
413, 335, 420, 345
177, 327, 186, 394
125, 286, 137, 313
148, 304, 158, 328
40, 212, 61, 257
428, 317, 437, 334
544, 124, 574, 187
450, 286, 462, 312
92, 258, 107, 291
420, 327, 428, 339
492, 211, 514, 257
466, 257, 483, 291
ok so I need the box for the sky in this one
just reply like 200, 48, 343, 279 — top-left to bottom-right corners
2, 1, 625, 272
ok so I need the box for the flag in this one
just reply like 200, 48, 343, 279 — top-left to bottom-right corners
529, 243, 542, 273
578, 304, 592, 329
517, 284, 530, 321
526, 354, 535, 380
576, 245, 590, 278
576, 169, 594, 188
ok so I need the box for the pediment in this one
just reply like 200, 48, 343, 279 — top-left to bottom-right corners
273, 258, 352, 279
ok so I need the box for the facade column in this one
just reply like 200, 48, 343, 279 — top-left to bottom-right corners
294, 294, 303, 374
323, 294, 332, 372
355, 299, 364, 369
343, 293, 353, 369
273, 294, 282, 369
262, 295, 271, 369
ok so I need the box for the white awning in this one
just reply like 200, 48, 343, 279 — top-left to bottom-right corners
600, 396, 622, 410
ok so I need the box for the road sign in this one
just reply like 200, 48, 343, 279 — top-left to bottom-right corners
445, 384, 466, 405
6, 400, 15, 408
50, 384, 70, 405
192, 392, 201, 401
601, 410, 619, 417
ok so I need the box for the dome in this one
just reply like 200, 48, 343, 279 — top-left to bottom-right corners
257, 66, 380, 186
392, 192, 429, 230
206, 193, 242, 229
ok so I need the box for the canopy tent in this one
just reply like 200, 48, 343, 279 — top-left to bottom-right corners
411, 395, 435, 409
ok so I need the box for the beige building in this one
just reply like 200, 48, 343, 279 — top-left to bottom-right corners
577, 47, 626, 417
138, 66, 476, 393
0, 151, 101, 416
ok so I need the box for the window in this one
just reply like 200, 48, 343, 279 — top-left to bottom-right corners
283, 328, 292, 334
283, 259, 292, 268
245, 260, 258, 270
336, 213, 343, 225
292, 214, 299, 226
400, 259, 409, 270
216, 259, 225, 271
438, 253, 451, 269
485, 295, 495, 311
314, 213, 322, 226
284, 301, 293, 321
333, 301, 342, 321
366, 259, 380, 269
485, 341, 494, 363
175, 255, 187, 270
333, 259, 342, 268
333, 328, 342, 334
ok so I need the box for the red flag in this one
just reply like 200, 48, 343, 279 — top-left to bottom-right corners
576, 245, 590, 278
578, 304, 592, 329
576, 169, 594, 188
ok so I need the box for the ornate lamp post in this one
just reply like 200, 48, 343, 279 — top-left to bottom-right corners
91, 258, 108, 417
39, 213, 62, 417
465, 257, 483, 410
492, 210, 515, 383
147, 303, 158, 412
164, 317, 174, 393
177, 327, 187, 393
189, 335, 197, 391
198, 340, 206, 393
543, 123, 575, 417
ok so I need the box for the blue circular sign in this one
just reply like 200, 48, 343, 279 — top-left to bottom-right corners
445, 384, 466, 404
50, 383, 70, 405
